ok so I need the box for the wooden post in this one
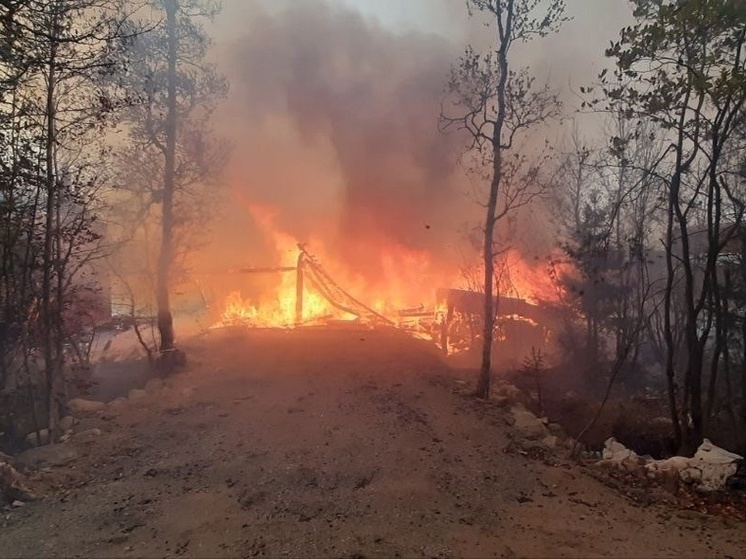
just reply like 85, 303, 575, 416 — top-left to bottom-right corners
440, 303, 453, 356
295, 253, 304, 325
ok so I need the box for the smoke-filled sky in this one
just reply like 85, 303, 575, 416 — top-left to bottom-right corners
202, 0, 634, 283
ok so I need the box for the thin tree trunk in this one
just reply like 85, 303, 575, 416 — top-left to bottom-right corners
721, 271, 740, 450
478, 168, 499, 398
156, 0, 179, 355
53, 136, 65, 437
664, 178, 683, 450
42, 6, 60, 436
741, 251, 746, 449
477, 1, 513, 399
706, 267, 725, 426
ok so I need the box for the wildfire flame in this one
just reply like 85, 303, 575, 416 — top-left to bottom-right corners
211, 200, 560, 338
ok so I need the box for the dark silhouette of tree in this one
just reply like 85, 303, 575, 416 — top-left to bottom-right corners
441, 0, 567, 398
116, 0, 227, 369
602, 0, 746, 453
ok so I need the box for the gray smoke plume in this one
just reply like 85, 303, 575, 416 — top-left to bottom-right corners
207, 0, 633, 284
217, 0, 471, 279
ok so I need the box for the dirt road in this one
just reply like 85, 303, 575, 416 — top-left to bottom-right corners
1, 327, 744, 558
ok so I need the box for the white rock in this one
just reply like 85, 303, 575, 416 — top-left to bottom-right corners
597, 438, 643, 471
59, 416, 74, 431
68, 398, 105, 414
681, 440, 743, 491
693, 439, 743, 465
602, 437, 638, 462
24, 429, 50, 447
643, 440, 742, 491
645, 455, 691, 475
510, 407, 549, 440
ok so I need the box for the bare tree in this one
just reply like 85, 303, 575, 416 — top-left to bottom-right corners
441, 0, 567, 398
116, 0, 227, 369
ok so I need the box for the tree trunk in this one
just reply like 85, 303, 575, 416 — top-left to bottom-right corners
156, 0, 179, 355
42, 6, 60, 436
478, 179, 497, 398
476, 8, 512, 399
741, 310, 746, 450
664, 173, 683, 451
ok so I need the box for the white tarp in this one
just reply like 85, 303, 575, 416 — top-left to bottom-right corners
678, 439, 743, 491
598, 437, 743, 492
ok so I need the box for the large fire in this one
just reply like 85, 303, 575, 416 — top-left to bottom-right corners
211, 202, 560, 344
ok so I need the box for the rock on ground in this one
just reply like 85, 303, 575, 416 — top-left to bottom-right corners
24, 429, 50, 448
1, 328, 745, 559
59, 416, 75, 432
1, 462, 36, 504
68, 398, 105, 415
510, 405, 549, 440
15, 444, 78, 469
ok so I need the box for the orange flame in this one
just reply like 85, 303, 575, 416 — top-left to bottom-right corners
211, 199, 560, 335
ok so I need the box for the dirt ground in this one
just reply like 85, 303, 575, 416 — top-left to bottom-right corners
1, 326, 745, 558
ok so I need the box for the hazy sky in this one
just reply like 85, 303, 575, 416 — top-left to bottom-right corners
336, 0, 632, 41
336, 0, 466, 38
216, 0, 635, 108
335, 0, 634, 85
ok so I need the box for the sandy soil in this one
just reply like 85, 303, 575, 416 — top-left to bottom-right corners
1, 326, 744, 558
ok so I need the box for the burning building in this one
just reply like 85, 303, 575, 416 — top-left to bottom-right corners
182, 1, 566, 365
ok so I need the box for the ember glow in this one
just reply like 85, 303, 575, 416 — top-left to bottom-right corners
495, 251, 560, 305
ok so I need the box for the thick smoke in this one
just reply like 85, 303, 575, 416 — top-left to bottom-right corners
216, 0, 472, 279
205, 0, 633, 287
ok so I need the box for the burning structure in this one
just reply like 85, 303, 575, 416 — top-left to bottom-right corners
210, 238, 561, 365
181, 1, 566, 366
